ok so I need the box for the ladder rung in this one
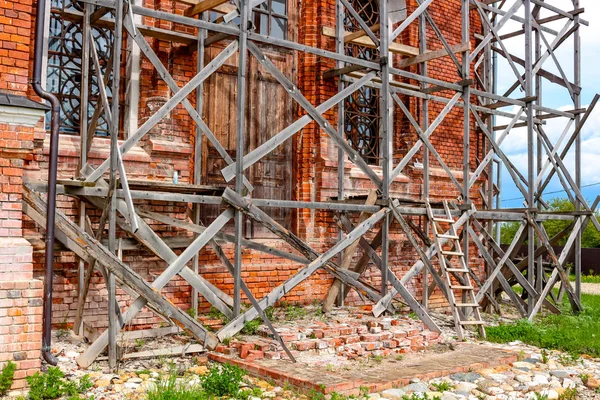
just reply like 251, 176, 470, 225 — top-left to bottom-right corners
437, 234, 459, 240
446, 268, 469, 273
456, 303, 480, 308
433, 218, 454, 223
450, 285, 474, 290
459, 320, 485, 325
441, 250, 464, 256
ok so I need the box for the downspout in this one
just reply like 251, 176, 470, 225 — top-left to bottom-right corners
32, 0, 59, 366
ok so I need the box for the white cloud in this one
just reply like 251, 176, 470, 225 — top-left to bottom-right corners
487, 1, 600, 204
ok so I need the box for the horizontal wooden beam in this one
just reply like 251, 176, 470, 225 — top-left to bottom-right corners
185, 0, 231, 17
396, 42, 470, 69
322, 26, 420, 56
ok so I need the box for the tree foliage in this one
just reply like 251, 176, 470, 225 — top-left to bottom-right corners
500, 198, 600, 248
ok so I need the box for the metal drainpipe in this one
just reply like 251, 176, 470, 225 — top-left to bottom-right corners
32, 0, 59, 366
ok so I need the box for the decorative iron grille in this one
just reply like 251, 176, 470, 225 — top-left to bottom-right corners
47, 0, 114, 135
343, 0, 380, 165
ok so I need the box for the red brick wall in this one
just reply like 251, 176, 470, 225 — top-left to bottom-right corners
7, 0, 487, 358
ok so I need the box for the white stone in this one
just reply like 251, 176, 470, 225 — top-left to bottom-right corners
532, 374, 549, 385
562, 378, 576, 388
381, 388, 406, 399
515, 375, 531, 383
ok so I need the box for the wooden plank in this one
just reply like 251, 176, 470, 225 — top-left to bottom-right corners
344, 23, 380, 43
136, 209, 309, 265
217, 188, 388, 339
184, 0, 230, 17
323, 190, 378, 312
97, 344, 205, 361
322, 26, 420, 56
22, 185, 219, 352
396, 42, 470, 69
117, 326, 181, 341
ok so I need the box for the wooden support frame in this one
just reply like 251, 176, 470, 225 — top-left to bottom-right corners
26, 0, 598, 366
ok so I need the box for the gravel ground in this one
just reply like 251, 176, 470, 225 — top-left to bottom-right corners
581, 283, 600, 295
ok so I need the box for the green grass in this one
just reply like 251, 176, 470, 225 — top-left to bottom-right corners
569, 274, 600, 284
486, 292, 600, 357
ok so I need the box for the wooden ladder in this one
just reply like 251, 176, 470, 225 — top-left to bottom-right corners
425, 199, 485, 340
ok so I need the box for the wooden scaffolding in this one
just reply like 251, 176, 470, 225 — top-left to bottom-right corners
25, 0, 600, 369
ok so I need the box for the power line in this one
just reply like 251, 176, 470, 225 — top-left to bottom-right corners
501, 182, 600, 204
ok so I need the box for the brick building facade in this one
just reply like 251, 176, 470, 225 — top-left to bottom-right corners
0, 0, 484, 388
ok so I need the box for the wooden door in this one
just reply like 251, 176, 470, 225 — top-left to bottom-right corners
200, 2, 295, 238
246, 49, 294, 238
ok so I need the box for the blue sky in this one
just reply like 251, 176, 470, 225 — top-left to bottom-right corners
493, 0, 600, 208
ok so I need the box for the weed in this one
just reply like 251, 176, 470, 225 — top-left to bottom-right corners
264, 307, 274, 320
532, 393, 548, 400
237, 387, 263, 400
359, 385, 370, 398
309, 332, 317, 339
208, 306, 224, 320
541, 349, 549, 364
557, 352, 581, 366
431, 381, 454, 392
370, 354, 383, 364
0, 361, 16, 396
135, 338, 146, 350
517, 350, 525, 362
307, 388, 326, 400
200, 364, 244, 397
147, 371, 206, 400
558, 388, 578, 400
395, 354, 404, 361
407, 312, 419, 320
241, 319, 261, 335
326, 364, 335, 372
222, 336, 232, 346
55, 329, 69, 340
284, 303, 307, 321
402, 393, 441, 400
579, 373, 589, 385
136, 369, 152, 376
26, 367, 92, 400
186, 308, 197, 319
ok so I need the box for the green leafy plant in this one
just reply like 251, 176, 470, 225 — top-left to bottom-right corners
147, 371, 206, 400
541, 349, 549, 364
241, 319, 261, 335
533, 393, 548, 400
222, 336, 232, 346
431, 381, 454, 392
402, 393, 441, 400
26, 367, 92, 400
237, 387, 263, 400
186, 308, 197, 319
0, 361, 16, 396
284, 303, 306, 321
558, 388, 578, 400
307, 388, 326, 400
370, 354, 383, 364
199, 364, 244, 397
579, 373, 589, 385
359, 385, 370, 399
135, 338, 146, 350
136, 369, 152, 376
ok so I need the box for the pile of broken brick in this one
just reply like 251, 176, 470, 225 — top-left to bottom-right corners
211, 313, 443, 363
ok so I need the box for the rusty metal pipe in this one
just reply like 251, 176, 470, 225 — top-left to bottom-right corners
32, 0, 60, 366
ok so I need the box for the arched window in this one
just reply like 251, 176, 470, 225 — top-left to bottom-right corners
344, 0, 380, 165
47, 0, 114, 136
